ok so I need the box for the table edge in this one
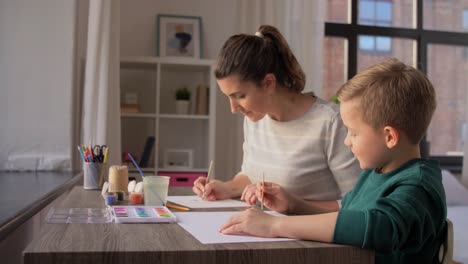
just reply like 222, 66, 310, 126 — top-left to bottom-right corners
0, 172, 82, 240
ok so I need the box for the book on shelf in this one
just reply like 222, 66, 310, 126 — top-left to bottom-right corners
195, 84, 208, 115
139, 136, 155, 167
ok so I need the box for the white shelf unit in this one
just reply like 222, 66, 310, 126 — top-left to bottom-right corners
120, 56, 216, 177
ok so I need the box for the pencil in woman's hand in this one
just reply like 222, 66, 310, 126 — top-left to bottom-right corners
203, 160, 214, 200
261, 172, 265, 210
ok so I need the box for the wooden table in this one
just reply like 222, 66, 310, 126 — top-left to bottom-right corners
23, 186, 374, 264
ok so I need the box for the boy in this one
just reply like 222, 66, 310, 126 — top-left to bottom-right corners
219, 58, 447, 264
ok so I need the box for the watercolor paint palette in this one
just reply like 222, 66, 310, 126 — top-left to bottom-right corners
112, 206, 177, 223
46, 208, 113, 224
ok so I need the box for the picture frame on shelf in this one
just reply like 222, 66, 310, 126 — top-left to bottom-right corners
163, 149, 193, 169
156, 14, 202, 59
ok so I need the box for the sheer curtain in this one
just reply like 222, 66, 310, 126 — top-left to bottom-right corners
80, 0, 121, 167
222, 0, 325, 178
236, 0, 325, 94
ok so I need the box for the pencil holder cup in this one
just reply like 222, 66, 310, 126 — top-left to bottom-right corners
83, 163, 106, 190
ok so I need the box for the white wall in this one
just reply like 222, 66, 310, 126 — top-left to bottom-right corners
0, 0, 244, 176
120, 0, 243, 180
0, 0, 76, 170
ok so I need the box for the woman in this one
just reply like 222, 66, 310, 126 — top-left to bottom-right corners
193, 25, 360, 211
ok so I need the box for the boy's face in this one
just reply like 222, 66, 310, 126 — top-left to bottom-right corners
217, 75, 268, 122
340, 98, 390, 170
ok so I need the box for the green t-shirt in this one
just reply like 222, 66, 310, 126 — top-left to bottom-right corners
333, 159, 447, 264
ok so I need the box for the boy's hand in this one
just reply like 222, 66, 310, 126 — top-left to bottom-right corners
256, 182, 290, 213
219, 208, 278, 237
192, 177, 233, 201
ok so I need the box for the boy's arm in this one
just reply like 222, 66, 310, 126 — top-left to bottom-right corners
220, 207, 338, 242
334, 185, 445, 253
288, 197, 340, 214
275, 212, 339, 242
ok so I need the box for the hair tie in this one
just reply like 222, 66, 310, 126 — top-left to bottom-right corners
254, 32, 264, 38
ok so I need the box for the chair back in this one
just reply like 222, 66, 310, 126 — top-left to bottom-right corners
438, 219, 453, 264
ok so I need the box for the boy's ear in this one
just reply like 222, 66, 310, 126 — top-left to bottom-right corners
263, 73, 277, 94
383, 126, 399, 149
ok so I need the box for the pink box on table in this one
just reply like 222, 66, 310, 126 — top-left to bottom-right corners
162, 172, 207, 187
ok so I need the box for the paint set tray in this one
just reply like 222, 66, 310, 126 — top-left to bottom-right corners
111, 206, 177, 223
46, 208, 113, 224
46, 206, 177, 224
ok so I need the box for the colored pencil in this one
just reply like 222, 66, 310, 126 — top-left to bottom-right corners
77, 146, 86, 162
166, 204, 190, 211
98, 146, 109, 188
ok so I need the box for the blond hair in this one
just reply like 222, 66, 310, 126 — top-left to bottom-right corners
337, 58, 436, 144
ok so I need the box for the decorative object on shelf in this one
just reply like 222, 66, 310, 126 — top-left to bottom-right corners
196, 83, 209, 115
122, 151, 136, 165
163, 149, 193, 169
121, 92, 140, 113
156, 14, 202, 59
175, 87, 191, 115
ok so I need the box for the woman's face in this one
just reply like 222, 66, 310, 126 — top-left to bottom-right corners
217, 75, 269, 122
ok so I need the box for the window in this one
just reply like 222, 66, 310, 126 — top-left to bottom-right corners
323, 0, 468, 172
357, 36, 414, 72
359, 0, 392, 26
464, 9, 468, 30
358, 0, 393, 53
322, 37, 347, 100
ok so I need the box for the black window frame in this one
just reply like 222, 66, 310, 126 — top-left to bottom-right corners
325, 0, 468, 173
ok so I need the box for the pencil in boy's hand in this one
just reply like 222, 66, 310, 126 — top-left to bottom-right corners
261, 172, 265, 210
203, 160, 214, 200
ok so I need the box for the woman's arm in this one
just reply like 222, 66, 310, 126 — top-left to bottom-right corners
193, 174, 252, 200
222, 174, 252, 198
325, 113, 361, 197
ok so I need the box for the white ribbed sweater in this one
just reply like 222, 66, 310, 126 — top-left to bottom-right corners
239, 98, 361, 200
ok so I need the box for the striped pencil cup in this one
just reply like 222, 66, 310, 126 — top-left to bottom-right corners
83, 163, 106, 190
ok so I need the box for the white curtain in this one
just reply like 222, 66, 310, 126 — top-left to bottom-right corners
81, 0, 121, 166
236, 0, 325, 94
223, 0, 325, 178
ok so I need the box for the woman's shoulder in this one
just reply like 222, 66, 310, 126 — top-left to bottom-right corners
307, 96, 341, 120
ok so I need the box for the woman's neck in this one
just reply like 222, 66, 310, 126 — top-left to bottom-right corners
268, 92, 315, 122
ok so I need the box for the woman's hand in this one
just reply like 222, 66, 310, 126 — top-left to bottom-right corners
219, 207, 279, 237
255, 182, 291, 213
192, 177, 233, 201
240, 183, 258, 205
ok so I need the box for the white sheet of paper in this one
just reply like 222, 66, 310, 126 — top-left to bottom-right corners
174, 211, 295, 244
167, 195, 250, 208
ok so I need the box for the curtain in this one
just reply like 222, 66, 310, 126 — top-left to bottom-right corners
81, 0, 121, 167
221, 0, 325, 178
236, 0, 325, 94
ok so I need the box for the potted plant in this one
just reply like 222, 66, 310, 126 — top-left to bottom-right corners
175, 87, 191, 114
